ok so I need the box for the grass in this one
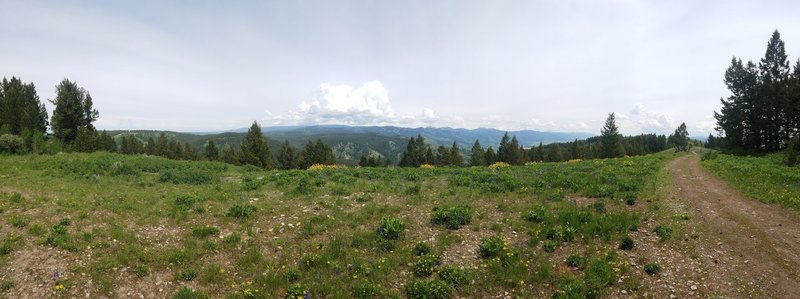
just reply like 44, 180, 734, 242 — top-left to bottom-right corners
0, 151, 674, 297
702, 151, 800, 209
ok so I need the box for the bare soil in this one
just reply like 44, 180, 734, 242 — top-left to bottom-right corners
658, 153, 800, 298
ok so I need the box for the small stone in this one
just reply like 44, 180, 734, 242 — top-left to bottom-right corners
691, 285, 698, 291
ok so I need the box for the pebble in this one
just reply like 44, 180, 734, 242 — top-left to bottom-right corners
691, 285, 698, 290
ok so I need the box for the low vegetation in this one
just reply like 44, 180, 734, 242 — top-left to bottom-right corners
702, 152, 800, 209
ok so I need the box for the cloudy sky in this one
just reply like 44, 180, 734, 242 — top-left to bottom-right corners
2, 0, 799, 135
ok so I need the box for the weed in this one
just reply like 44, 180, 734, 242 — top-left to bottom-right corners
10, 215, 29, 228
175, 267, 199, 281
227, 204, 256, 219
160, 168, 216, 185
191, 226, 220, 238
171, 286, 209, 299
654, 225, 673, 241
405, 279, 453, 299
542, 240, 557, 253
413, 254, 441, 277
352, 282, 378, 299
565, 254, 585, 268
478, 236, 505, 259
376, 217, 405, 240
132, 265, 149, 278
439, 266, 469, 286
285, 284, 307, 299
619, 236, 635, 250
552, 276, 588, 299
223, 232, 241, 247
0, 280, 12, 292
524, 205, 549, 223
413, 241, 432, 256
625, 197, 636, 206
431, 204, 473, 229
299, 254, 320, 270
644, 263, 661, 275
199, 265, 223, 284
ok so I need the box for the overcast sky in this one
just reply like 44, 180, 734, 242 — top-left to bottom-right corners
2, 0, 799, 135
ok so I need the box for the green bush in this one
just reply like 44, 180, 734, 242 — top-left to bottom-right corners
160, 168, 216, 185
619, 236, 634, 250
654, 225, 673, 241
788, 136, 799, 167
431, 204, 473, 229
644, 262, 662, 275
227, 204, 256, 219
413, 254, 441, 277
0, 134, 24, 154
352, 282, 378, 299
565, 254, 585, 268
439, 266, 468, 286
9, 215, 29, 228
191, 226, 220, 238
175, 267, 198, 281
524, 205, 549, 223
132, 265, 149, 278
377, 217, 405, 240
478, 236, 505, 259
413, 242, 432, 256
405, 279, 453, 299
552, 276, 588, 299
285, 284, 307, 299
0, 280, 13, 292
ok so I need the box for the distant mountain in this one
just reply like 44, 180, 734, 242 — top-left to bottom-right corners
108, 125, 593, 165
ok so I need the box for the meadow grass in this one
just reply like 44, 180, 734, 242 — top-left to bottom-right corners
0, 151, 675, 298
702, 151, 800, 209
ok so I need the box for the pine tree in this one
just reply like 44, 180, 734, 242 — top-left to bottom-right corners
239, 121, 275, 169
759, 30, 791, 151
315, 139, 336, 165
204, 139, 219, 161
673, 123, 690, 152
277, 140, 297, 170
600, 113, 625, 158
221, 143, 238, 165
469, 139, 485, 166
450, 142, 463, 166
398, 137, 419, 167
498, 132, 512, 163
548, 143, 564, 162
50, 79, 97, 143
0, 77, 48, 136
484, 146, 497, 165
435, 145, 450, 166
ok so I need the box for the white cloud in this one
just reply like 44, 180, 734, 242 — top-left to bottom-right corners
614, 103, 677, 134
422, 108, 437, 120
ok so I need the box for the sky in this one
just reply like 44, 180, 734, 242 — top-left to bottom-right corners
2, 0, 800, 136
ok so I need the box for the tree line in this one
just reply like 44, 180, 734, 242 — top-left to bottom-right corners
714, 30, 800, 160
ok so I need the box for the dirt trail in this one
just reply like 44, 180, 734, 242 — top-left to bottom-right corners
665, 153, 800, 298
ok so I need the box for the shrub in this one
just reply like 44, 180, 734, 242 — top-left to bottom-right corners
376, 217, 405, 240
223, 233, 241, 246
191, 226, 220, 238
788, 136, 799, 167
565, 254, 585, 268
552, 276, 588, 299
285, 284, 307, 299
299, 254, 320, 270
478, 236, 505, 259
439, 266, 468, 286
542, 240, 557, 253
405, 279, 453, 299
132, 265, 149, 278
0, 134, 24, 154
175, 267, 198, 281
524, 205, 548, 223
227, 204, 256, 219
619, 236, 634, 250
171, 287, 208, 299
0, 280, 13, 292
413, 242, 432, 256
644, 263, 662, 275
654, 225, 673, 241
160, 168, 216, 185
352, 282, 378, 299
431, 205, 473, 229
9, 215, 29, 228
624, 197, 636, 206
174, 194, 196, 211
413, 254, 441, 277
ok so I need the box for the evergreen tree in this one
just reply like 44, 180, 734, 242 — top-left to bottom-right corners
497, 132, 512, 163
239, 121, 275, 169
484, 146, 497, 165
98, 131, 116, 152
314, 139, 336, 165
600, 113, 625, 158
548, 143, 564, 162
424, 147, 435, 165
673, 123, 690, 152
50, 79, 97, 143
537, 142, 545, 162
758, 30, 791, 151
0, 77, 48, 136
221, 143, 238, 165
435, 145, 450, 166
145, 137, 156, 155
450, 142, 462, 166
277, 140, 298, 170
398, 137, 420, 167
204, 139, 219, 161
183, 143, 200, 160
469, 139, 485, 166
72, 127, 98, 152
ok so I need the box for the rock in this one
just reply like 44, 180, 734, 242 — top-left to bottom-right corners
691, 285, 698, 290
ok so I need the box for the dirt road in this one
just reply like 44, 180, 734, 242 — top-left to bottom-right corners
664, 153, 800, 298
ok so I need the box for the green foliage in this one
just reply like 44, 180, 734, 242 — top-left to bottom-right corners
171, 287, 209, 299
191, 226, 220, 238
240, 121, 275, 169
670, 123, 690, 152
352, 282, 378, 299
405, 279, 453, 299
0, 134, 24, 154
175, 267, 199, 281
565, 254, 585, 268
413, 254, 441, 277
50, 79, 97, 143
619, 236, 635, 250
0, 77, 48, 137
413, 242, 432, 256
654, 225, 673, 241
285, 284, 307, 299
377, 216, 405, 240
478, 236, 506, 259
644, 263, 662, 275
524, 205, 549, 223
703, 152, 800, 209
132, 265, 149, 278
600, 113, 625, 158
439, 266, 469, 286
227, 204, 256, 219
0, 280, 13, 292
160, 168, 216, 185
788, 136, 799, 167
431, 204, 473, 229
552, 276, 588, 299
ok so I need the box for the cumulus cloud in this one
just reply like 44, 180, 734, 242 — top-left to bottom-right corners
616, 103, 676, 134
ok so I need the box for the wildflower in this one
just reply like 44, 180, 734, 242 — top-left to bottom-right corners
54, 284, 65, 291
